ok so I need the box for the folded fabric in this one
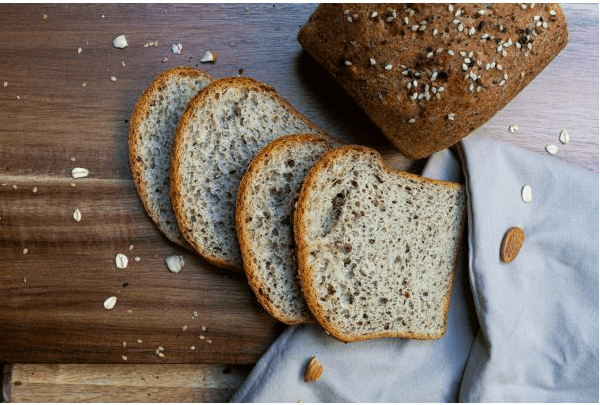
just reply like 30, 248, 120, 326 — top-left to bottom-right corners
231, 136, 599, 403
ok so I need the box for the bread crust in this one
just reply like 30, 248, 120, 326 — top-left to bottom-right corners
236, 134, 335, 324
171, 77, 327, 271
129, 66, 212, 247
298, 3, 568, 159
294, 144, 466, 342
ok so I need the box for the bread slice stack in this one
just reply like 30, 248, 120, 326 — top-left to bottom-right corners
129, 68, 466, 341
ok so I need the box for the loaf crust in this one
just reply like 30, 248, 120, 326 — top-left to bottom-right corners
129, 66, 212, 246
298, 3, 568, 159
171, 77, 325, 271
294, 145, 466, 342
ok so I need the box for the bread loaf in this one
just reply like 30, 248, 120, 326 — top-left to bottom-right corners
129, 67, 212, 246
294, 145, 466, 342
171, 77, 324, 271
298, 3, 568, 159
236, 134, 335, 324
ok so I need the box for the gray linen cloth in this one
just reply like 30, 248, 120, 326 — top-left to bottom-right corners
231, 136, 599, 402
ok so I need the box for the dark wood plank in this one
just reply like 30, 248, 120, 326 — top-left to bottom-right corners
0, 3, 597, 366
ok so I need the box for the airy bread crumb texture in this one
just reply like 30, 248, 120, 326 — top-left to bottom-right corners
133, 69, 211, 246
298, 146, 465, 340
239, 135, 332, 324
175, 81, 319, 269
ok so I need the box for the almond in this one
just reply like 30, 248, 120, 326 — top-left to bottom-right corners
304, 356, 323, 383
501, 227, 525, 263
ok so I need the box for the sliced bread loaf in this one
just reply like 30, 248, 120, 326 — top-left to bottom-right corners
294, 145, 466, 342
171, 77, 325, 271
129, 66, 212, 246
236, 134, 336, 324
298, 3, 568, 159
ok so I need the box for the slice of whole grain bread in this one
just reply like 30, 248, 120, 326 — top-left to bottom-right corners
294, 145, 466, 342
129, 66, 212, 247
171, 77, 325, 271
236, 134, 336, 324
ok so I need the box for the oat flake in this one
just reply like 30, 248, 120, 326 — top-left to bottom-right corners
521, 185, 533, 203
104, 296, 117, 310
115, 253, 128, 269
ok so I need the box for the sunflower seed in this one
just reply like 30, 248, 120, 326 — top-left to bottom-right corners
71, 167, 89, 178
545, 144, 559, 155
104, 296, 117, 310
165, 255, 184, 273
559, 128, 569, 144
521, 185, 533, 203
115, 253, 128, 269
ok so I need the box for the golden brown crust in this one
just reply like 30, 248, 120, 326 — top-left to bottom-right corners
298, 3, 568, 159
237, 134, 335, 324
294, 144, 466, 342
129, 66, 212, 246
171, 77, 328, 271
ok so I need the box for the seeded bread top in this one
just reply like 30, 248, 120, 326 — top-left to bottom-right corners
171, 77, 324, 271
294, 145, 466, 342
129, 66, 212, 246
298, 3, 568, 159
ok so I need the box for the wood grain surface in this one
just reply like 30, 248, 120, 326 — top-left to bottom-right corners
0, 0, 597, 374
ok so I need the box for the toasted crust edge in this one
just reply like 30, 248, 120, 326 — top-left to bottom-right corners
129, 66, 212, 247
294, 144, 466, 342
171, 76, 327, 271
236, 134, 335, 324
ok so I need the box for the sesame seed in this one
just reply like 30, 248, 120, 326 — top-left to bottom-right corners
499, 80, 506, 86
447, 113, 455, 120
542, 21, 548, 29
403, 16, 409, 24
502, 50, 508, 58
469, 26, 476, 36
481, 33, 489, 40
455, 9, 462, 16
462, 63, 468, 71
549, 10, 556, 16
468, 51, 473, 58
520, 71, 526, 79
431, 71, 438, 81
536, 21, 542, 27
533, 15, 540, 21
527, 42, 532, 50
343, 9, 349, 14
385, 63, 393, 70
371, 11, 378, 18
469, 83, 475, 92
516, 42, 522, 49
436, 47, 444, 54
521, 4, 528, 10
432, 87, 437, 94
433, 29, 439, 36
459, 51, 467, 57
476, 86, 483, 92
464, 57, 471, 64
408, 118, 416, 123
478, 9, 486, 15
437, 86, 444, 92
447, 50, 455, 56
413, 80, 418, 87
419, 24, 427, 31
411, 92, 418, 100
448, 4, 454, 12
458, 23, 464, 32
427, 52, 433, 58
346, 15, 353, 22
402, 70, 409, 75
496, 44, 503, 53
344, 60, 352, 66
503, 73, 508, 80
485, 63, 491, 70
497, 63, 503, 70
407, 82, 412, 89
490, 61, 496, 69
499, 24, 504, 32
369, 58, 376, 66
453, 19, 460, 25
411, 24, 419, 31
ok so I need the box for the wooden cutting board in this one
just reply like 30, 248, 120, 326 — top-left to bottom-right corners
0, 3, 597, 365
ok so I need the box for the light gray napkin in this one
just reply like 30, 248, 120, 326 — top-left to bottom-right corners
231, 136, 599, 403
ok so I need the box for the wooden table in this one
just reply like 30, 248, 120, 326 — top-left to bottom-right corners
1, 3, 597, 402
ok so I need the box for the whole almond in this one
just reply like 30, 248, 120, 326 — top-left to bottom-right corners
304, 356, 323, 383
501, 227, 525, 263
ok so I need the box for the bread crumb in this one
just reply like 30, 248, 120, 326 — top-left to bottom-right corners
110, 76, 118, 82
112, 34, 128, 49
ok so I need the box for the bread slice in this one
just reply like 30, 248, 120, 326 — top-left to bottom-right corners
171, 77, 324, 271
129, 66, 212, 246
298, 3, 568, 159
236, 134, 336, 324
294, 145, 466, 342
